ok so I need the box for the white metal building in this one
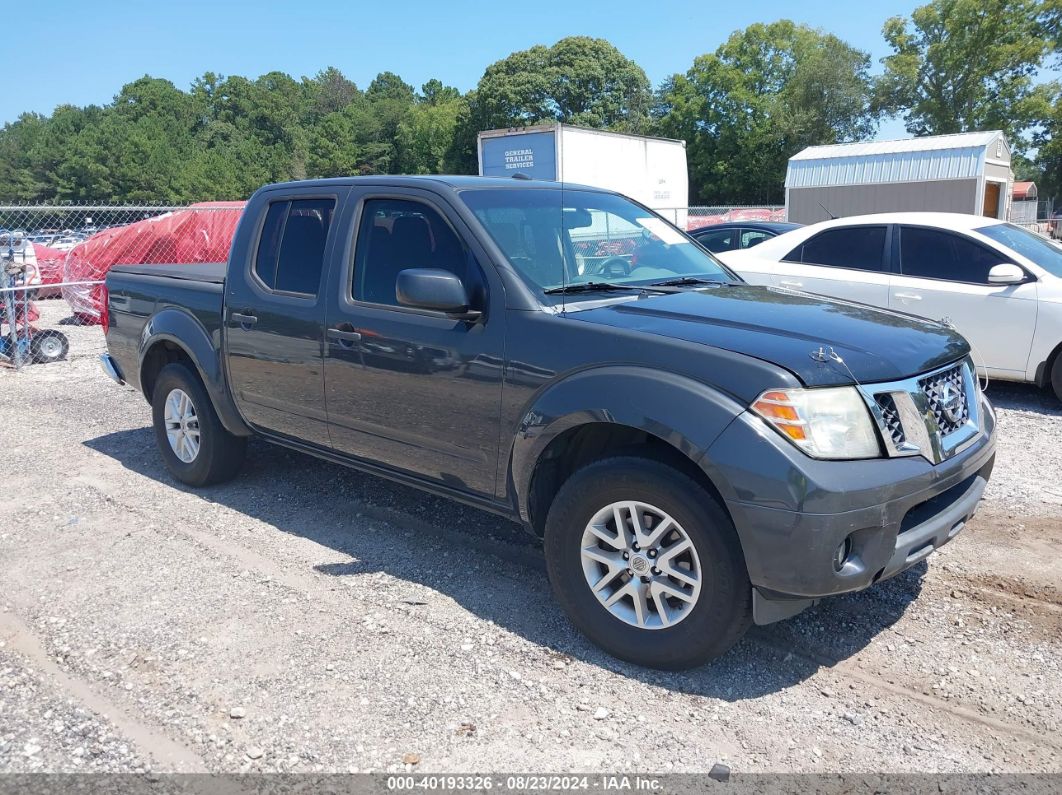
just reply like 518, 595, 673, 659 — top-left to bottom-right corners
785, 131, 1013, 224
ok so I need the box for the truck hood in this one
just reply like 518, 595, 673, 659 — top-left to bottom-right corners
570, 284, 969, 387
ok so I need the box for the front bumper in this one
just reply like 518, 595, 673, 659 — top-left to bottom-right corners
706, 394, 996, 624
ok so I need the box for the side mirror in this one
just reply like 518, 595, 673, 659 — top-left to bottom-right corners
396, 268, 480, 319
987, 263, 1025, 285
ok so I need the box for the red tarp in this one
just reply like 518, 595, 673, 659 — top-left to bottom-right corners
33, 243, 67, 285
63, 201, 246, 323
686, 207, 787, 232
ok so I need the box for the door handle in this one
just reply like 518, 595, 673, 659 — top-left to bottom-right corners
779, 280, 803, 289
231, 311, 258, 328
894, 292, 922, 301
327, 327, 362, 347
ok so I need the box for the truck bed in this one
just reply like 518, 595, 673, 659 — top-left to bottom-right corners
109, 261, 227, 283
104, 262, 227, 390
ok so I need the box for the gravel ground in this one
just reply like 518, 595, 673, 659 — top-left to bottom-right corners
0, 302, 1060, 775
0, 646, 148, 773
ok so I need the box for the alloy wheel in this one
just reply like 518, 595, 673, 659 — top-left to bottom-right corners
163, 388, 200, 463
579, 500, 702, 629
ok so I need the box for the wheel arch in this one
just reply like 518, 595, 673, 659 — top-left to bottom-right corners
138, 308, 251, 437
509, 366, 745, 535
1035, 338, 1062, 390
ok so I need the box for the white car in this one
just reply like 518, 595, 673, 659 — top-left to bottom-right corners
50, 236, 84, 252
717, 212, 1062, 401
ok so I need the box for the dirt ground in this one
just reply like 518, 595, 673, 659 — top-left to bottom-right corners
0, 303, 1060, 775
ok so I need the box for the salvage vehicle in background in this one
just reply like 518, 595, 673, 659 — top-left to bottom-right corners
690, 221, 801, 253
719, 213, 1062, 402
100, 178, 995, 669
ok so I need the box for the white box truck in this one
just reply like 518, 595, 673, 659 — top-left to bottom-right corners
477, 124, 688, 225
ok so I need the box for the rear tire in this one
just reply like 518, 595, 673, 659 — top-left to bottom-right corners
1052, 353, 1062, 403
151, 363, 246, 487
543, 456, 751, 670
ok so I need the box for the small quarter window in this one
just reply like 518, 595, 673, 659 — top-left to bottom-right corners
253, 198, 335, 296
254, 202, 287, 289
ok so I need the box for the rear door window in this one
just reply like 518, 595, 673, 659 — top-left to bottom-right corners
784, 226, 888, 271
899, 226, 1007, 284
253, 198, 335, 296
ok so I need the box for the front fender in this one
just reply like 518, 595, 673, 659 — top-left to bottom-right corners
509, 365, 747, 522
139, 307, 251, 436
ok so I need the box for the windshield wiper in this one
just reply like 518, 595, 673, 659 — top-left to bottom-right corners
649, 276, 729, 287
544, 281, 669, 296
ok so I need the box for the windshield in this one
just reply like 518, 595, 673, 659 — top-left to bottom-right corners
460, 188, 737, 294
976, 223, 1062, 278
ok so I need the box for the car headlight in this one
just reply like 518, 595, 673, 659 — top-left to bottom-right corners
751, 386, 881, 460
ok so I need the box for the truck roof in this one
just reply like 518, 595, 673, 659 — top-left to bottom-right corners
261, 174, 611, 193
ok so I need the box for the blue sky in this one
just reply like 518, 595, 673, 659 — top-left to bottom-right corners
4, 0, 921, 136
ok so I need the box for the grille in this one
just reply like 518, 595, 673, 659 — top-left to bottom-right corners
875, 394, 906, 446
918, 364, 970, 436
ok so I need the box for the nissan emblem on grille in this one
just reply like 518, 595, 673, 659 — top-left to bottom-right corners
941, 382, 964, 424
919, 365, 969, 435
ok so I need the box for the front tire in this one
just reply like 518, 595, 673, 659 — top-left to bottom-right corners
1052, 353, 1062, 403
544, 456, 751, 670
151, 363, 246, 487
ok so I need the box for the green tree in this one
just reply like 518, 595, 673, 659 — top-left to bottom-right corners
1027, 2, 1062, 199
38, 105, 111, 201
304, 66, 360, 119
366, 72, 416, 104
472, 36, 652, 131
0, 113, 48, 201
104, 77, 203, 201
657, 21, 877, 204
396, 82, 468, 173
358, 71, 419, 172
420, 78, 461, 106
1029, 82, 1062, 199
442, 94, 481, 174
876, 0, 1051, 142
305, 93, 398, 177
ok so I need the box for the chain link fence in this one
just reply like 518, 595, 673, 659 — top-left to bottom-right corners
0, 203, 242, 369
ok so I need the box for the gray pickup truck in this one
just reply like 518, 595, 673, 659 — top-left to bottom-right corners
101, 176, 996, 669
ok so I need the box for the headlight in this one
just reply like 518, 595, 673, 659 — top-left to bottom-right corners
751, 386, 881, 460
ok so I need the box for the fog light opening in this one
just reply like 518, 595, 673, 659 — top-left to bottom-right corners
833, 536, 853, 572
